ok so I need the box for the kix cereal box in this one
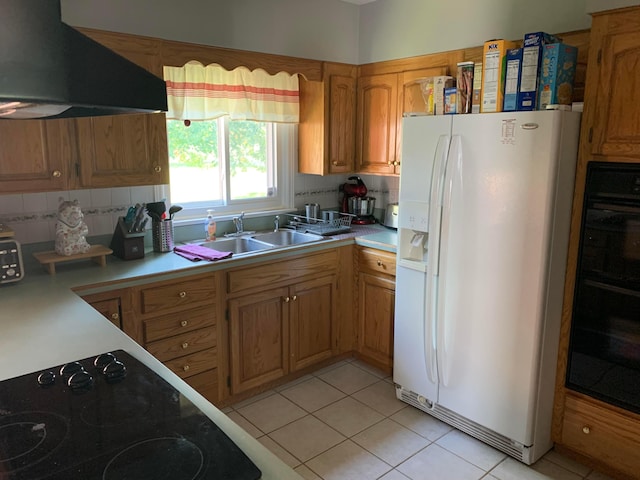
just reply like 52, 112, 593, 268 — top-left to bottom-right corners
517, 32, 561, 110
481, 39, 516, 113
537, 43, 578, 109
503, 48, 523, 111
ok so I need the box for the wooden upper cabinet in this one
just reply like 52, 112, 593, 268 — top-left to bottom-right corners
0, 119, 74, 193
75, 113, 169, 188
299, 62, 356, 175
585, 8, 640, 159
356, 73, 399, 175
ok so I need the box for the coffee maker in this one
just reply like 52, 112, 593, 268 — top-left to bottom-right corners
340, 176, 376, 225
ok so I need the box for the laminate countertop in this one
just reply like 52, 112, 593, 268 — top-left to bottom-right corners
0, 225, 396, 479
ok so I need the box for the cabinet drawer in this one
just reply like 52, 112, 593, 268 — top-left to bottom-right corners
146, 328, 216, 362
185, 369, 218, 405
163, 348, 218, 379
359, 248, 396, 276
138, 274, 215, 315
144, 305, 216, 343
227, 250, 337, 294
562, 394, 640, 477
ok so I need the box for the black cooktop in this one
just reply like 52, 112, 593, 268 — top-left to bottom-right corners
0, 350, 261, 480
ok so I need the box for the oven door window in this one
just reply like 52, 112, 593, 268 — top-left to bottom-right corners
566, 202, 640, 414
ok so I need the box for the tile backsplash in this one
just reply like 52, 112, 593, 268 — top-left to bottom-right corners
0, 174, 399, 245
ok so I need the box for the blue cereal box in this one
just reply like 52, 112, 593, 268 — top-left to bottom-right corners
517, 32, 561, 110
503, 48, 522, 111
444, 87, 457, 114
537, 43, 578, 109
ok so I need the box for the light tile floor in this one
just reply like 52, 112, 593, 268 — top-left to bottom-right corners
225, 358, 615, 480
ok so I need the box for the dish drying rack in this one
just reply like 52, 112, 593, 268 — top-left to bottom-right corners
285, 212, 355, 235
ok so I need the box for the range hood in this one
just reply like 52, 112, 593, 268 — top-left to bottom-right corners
0, 0, 167, 119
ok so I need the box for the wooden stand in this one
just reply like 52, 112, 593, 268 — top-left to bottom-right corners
33, 245, 113, 275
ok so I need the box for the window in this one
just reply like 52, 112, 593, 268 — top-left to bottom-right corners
166, 117, 294, 220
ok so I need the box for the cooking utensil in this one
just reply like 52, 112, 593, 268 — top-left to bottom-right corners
146, 201, 166, 221
168, 205, 183, 220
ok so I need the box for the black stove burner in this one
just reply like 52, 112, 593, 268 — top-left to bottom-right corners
0, 351, 261, 480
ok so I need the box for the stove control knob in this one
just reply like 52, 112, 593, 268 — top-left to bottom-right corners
94, 352, 117, 370
68, 370, 94, 391
37, 371, 56, 386
60, 361, 84, 377
103, 360, 127, 382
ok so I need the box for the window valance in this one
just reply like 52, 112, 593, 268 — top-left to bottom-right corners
163, 61, 299, 123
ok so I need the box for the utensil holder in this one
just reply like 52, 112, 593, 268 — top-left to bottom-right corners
152, 220, 174, 253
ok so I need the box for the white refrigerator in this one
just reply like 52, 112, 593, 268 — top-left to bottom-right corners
393, 110, 581, 464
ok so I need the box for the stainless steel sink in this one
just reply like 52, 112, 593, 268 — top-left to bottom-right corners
251, 230, 325, 246
199, 237, 274, 255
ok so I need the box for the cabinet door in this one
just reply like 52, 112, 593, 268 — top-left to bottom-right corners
358, 272, 395, 371
328, 74, 356, 174
356, 73, 398, 174
585, 9, 640, 158
229, 287, 290, 394
0, 119, 73, 193
290, 276, 336, 372
75, 113, 169, 188
84, 295, 122, 329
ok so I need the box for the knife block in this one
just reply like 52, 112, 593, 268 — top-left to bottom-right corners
110, 217, 146, 260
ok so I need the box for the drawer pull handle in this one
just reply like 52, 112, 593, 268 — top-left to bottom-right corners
111, 313, 119, 321
179, 291, 187, 298
52, 170, 62, 178
582, 426, 591, 435
377, 260, 385, 268
183, 365, 190, 372
284, 296, 290, 303
180, 320, 188, 327
292, 295, 297, 301
154, 165, 162, 173
182, 342, 189, 349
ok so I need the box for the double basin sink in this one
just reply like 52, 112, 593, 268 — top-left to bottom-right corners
198, 230, 326, 256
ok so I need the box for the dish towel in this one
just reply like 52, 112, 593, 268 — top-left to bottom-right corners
174, 244, 233, 262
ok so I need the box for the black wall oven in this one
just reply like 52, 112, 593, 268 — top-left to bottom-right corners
566, 162, 640, 414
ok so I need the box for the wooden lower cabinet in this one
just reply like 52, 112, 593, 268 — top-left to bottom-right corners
560, 393, 640, 479
356, 247, 396, 373
229, 276, 337, 395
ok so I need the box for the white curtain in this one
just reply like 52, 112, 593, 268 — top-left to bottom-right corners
164, 61, 299, 123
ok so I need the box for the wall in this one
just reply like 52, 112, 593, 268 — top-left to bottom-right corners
358, 0, 592, 64
60, 0, 361, 64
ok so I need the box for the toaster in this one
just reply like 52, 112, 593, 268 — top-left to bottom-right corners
383, 203, 399, 229
0, 239, 24, 284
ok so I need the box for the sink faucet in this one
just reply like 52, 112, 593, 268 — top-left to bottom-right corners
274, 215, 280, 232
233, 212, 245, 234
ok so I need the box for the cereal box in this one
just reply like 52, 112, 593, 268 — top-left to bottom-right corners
503, 48, 522, 111
434, 76, 454, 115
481, 39, 517, 113
444, 88, 457, 114
471, 62, 482, 114
537, 43, 578, 109
517, 32, 561, 110
456, 61, 474, 114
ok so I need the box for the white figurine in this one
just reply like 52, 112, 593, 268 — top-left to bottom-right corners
55, 198, 91, 256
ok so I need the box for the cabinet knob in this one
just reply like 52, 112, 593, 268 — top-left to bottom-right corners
284, 296, 290, 303
394, 161, 400, 166
179, 291, 187, 298
52, 170, 62, 178
292, 295, 297, 301
183, 365, 190, 372
180, 320, 188, 327
111, 313, 120, 321
182, 342, 189, 349
332, 161, 338, 166
154, 165, 162, 173
387, 161, 392, 165
377, 259, 384, 268
582, 426, 591, 435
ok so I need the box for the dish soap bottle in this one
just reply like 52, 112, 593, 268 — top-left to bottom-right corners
205, 209, 216, 241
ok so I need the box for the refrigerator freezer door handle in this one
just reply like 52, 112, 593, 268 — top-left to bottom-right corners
437, 135, 461, 388
424, 134, 450, 385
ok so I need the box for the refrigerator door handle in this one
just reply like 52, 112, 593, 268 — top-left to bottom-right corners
437, 135, 461, 388
424, 134, 450, 385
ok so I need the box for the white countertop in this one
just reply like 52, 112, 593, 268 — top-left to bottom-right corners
0, 225, 396, 479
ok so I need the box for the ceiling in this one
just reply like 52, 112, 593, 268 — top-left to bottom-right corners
339, 0, 378, 4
